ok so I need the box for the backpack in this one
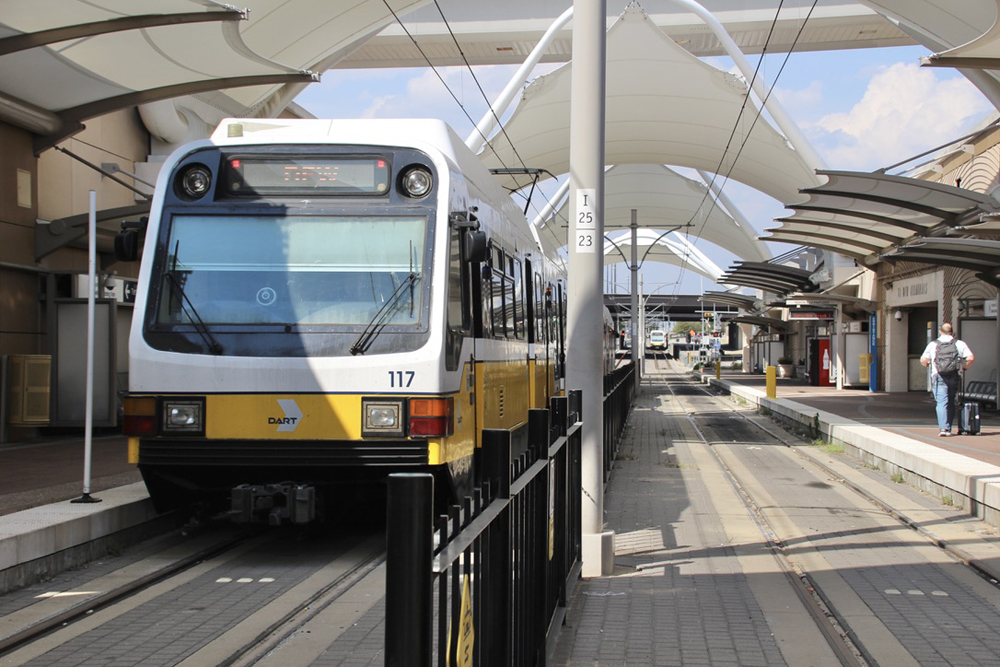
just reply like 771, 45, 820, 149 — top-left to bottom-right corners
935, 339, 962, 376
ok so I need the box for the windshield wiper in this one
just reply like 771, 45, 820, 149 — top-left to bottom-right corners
166, 271, 223, 355
350, 272, 420, 356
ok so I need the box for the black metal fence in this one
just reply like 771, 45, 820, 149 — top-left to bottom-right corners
385, 367, 636, 667
385, 391, 583, 667
604, 362, 635, 478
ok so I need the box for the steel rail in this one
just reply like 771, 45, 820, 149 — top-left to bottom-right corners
690, 367, 1000, 588
0, 526, 260, 657
657, 358, 870, 667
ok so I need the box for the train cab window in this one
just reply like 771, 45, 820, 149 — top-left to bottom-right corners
154, 214, 428, 328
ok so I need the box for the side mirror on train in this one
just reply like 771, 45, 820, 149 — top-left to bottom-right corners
463, 230, 487, 264
114, 218, 147, 262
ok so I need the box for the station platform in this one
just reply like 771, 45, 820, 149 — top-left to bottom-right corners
0, 434, 155, 592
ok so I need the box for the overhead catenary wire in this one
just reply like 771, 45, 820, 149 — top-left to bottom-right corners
380, 0, 561, 224
382, 1, 818, 276
670, 0, 819, 297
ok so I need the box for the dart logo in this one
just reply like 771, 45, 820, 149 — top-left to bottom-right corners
269, 399, 303, 432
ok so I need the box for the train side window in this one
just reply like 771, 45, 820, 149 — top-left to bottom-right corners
511, 256, 523, 339
534, 275, 545, 344
547, 284, 558, 345
503, 273, 515, 338
488, 247, 505, 338
447, 228, 469, 332
480, 264, 493, 337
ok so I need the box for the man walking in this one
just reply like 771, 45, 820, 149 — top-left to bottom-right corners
920, 322, 974, 436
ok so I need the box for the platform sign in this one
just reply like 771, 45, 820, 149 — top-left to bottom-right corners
574, 188, 597, 253
447, 575, 475, 667
869, 311, 877, 392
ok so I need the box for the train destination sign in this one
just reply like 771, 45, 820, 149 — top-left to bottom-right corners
222, 156, 390, 195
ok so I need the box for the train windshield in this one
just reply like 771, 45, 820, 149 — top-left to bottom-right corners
155, 214, 427, 327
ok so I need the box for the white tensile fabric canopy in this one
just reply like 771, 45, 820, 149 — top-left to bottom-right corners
921, 0, 1000, 70
478, 3, 821, 205
537, 164, 770, 264
0, 0, 428, 146
860, 0, 1000, 105
763, 170, 999, 262
603, 228, 725, 282
881, 237, 1000, 286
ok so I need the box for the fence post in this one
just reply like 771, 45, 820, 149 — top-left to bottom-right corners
482, 429, 512, 499
569, 389, 583, 424
551, 396, 568, 438
529, 408, 550, 457
481, 430, 511, 666
385, 473, 434, 667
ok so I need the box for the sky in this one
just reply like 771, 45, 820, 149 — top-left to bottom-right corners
295, 35, 995, 295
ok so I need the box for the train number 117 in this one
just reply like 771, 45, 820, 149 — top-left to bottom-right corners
389, 370, 415, 387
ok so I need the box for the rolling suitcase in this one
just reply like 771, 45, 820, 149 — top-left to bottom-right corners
959, 401, 981, 435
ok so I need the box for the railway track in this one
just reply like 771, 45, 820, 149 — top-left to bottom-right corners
0, 519, 385, 666
641, 353, 1000, 666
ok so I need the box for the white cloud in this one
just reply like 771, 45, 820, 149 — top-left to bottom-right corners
806, 62, 991, 170
773, 80, 823, 114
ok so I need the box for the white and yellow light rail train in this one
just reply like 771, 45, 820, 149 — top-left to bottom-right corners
119, 119, 567, 523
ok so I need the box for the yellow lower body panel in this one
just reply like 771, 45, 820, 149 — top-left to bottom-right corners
206, 394, 363, 440
142, 383, 477, 468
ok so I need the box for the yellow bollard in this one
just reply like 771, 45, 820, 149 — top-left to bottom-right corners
716, 360, 721, 379
765, 366, 776, 399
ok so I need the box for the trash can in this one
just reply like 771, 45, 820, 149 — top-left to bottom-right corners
859, 353, 872, 383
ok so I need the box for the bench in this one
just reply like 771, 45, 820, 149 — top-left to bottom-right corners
959, 369, 998, 409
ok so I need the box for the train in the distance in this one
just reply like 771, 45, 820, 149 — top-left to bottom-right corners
648, 329, 667, 350
118, 118, 571, 523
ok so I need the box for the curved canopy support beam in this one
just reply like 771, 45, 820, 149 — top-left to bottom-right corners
467, 6, 575, 153
0, 10, 244, 57
34, 72, 317, 153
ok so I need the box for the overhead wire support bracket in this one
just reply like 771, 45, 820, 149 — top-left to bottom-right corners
489, 167, 558, 215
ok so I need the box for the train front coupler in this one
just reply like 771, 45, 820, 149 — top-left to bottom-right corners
230, 482, 316, 525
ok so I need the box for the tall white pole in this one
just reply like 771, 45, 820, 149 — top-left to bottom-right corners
639, 274, 645, 377
631, 210, 640, 394
75, 190, 100, 503
569, 0, 612, 577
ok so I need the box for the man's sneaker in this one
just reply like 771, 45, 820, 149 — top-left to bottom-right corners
940, 430, 951, 437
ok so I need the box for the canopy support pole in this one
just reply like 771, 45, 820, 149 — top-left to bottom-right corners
569, 0, 613, 578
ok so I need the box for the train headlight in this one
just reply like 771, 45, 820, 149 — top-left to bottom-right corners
400, 167, 432, 198
162, 399, 205, 434
362, 398, 406, 437
177, 164, 212, 200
